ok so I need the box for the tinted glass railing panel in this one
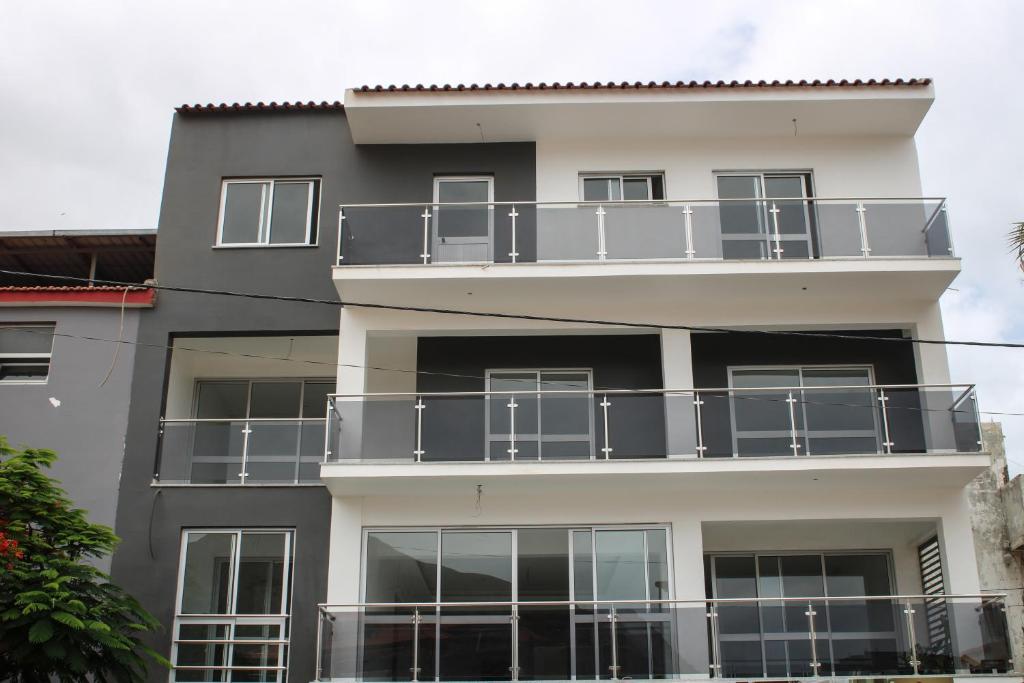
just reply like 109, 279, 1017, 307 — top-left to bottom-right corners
157, 419, 324, 485
337, 198, 952, 266
325, 385, 980, 464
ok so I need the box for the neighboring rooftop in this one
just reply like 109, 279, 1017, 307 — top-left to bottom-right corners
0, 229, 156, 287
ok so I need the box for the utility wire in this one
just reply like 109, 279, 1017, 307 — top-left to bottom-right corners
14, 327, 1024, 418
2, 269, 1023, 350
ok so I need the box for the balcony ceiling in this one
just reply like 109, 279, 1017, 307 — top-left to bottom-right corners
344, 84, 935, 144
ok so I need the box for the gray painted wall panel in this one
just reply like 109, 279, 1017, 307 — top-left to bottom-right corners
0, 307, 141, 572
111, 109, 536, 681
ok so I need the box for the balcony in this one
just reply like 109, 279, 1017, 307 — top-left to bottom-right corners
320, 383, 986, 495
315, 594, 1012, 681
333, 197, 958, 308
156, 418, 325, 485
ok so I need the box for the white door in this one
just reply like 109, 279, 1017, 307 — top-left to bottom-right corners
432, 176, 494, 262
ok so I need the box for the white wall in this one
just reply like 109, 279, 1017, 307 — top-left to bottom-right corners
535, 134, 924, 202
164, 335, 339, 418
324, 484, 979, 604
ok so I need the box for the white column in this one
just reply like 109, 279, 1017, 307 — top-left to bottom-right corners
661, 329, 697, 457
670, 518, 710, 676
913, 302, 952, 385
336, 309, 368, 393
939, 489, 982, 594
326, 496, 364, 604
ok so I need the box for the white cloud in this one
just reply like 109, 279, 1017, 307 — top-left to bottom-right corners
1, 0, 1022, 463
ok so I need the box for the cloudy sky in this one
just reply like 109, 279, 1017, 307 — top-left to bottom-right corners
2, 0, 1022, 468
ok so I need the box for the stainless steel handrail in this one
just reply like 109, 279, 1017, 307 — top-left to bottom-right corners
159, 417, 326, 423
338, 196, 948, 209
317, 593, 1006, 609
327, 382, 974, 399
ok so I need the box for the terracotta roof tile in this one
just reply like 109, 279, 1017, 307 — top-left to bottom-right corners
354, 78, 931, 93
176, 100, 344, 116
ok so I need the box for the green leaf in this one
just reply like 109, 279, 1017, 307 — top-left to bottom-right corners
28, 619, 54, 643
51, 611, 86, 629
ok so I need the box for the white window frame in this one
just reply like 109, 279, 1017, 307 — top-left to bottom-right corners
484, 368, 596, 460
215, 178, 320, 247
726, 364, 880, 457
0, 324, 55, 385
578, 172, 666, 202
713, 170, 815, 259
171, 529, 295, 683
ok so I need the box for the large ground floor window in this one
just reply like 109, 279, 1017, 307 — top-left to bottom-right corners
171, 529, 294, 682
359, 526, 670, 680
705, 551, 898, 678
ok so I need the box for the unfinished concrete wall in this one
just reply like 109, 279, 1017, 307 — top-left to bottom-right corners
971, 422, 1024, 671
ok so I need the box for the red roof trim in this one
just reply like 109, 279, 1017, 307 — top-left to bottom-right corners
0, 287, 155, 307
176, 100, 344, 116
355, 78, 931, 93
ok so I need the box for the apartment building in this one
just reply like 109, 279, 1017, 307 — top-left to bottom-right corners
0, 229, 155, 571
108, 78, 1016, 682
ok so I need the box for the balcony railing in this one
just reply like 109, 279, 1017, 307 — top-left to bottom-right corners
324, 384, 981, 463
337, 197, 953, 266
156, 418, 325, 485
171, 614, 288, 682
316, 594, 1010, 681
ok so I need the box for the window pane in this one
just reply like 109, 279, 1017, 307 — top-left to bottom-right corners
572, 530, 593, 601
437, 179, 490, 203
0, 325, 54, 354
249, 382, 302, 419
622, 178, 651, 201
235, 532, 288, 614
196, 382, 249, 419
582, 177, 615, 202
365, 531, 438, 603
269, 182, 312, 244
518, 528, 570, 601
717, 176, 765, 236
301, 382, 333, 418
181, 532, 235, 614
0, 362, 49, 381
646, 529, 670, 601
221, 183, 266, 244
594, 530, 646, 601
440, 531, 512, 602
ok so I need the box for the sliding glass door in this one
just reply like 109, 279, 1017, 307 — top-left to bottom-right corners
716, 173, 813, 260
707, 552, 898, 678
361, 527, 671, 681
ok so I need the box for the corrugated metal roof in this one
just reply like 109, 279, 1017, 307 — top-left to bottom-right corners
355, 78, 932, 93
0, 231, 155, 287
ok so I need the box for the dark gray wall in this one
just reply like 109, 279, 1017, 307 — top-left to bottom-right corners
416, 335, 665, 460
0, 307, 142, 573
111, 109, 536, 681
690, 330, 925, 456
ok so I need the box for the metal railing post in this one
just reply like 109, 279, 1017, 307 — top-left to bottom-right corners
806, 600, 821, 677
239, 420, 251, 484
856, 201, 871, 257
315, 606, 323, 681
768, 200, 783, 259
322, 399, 334, 463
337, 208, 345, 264
878, 388, 894, 454
411, 607, 421, 681
683, 205, 695, 258
600, 393, 613, 458
694, 391, 707, 457
508, 204, 519, 263
904, 598, 921, 675
787, 391, 801, 455
414, 397, 425, 462
510, 603, 520, 680
507, 394, 519, 460
420, 205, 431, 264
707, 600, 722, 678
596, 204, 608, 259
608, 606, 620, 680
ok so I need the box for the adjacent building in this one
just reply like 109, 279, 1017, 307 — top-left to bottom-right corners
96, 78, 1019, 682
0, 229, 155, 571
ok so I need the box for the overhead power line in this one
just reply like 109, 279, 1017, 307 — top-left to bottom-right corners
2, 269, 1023, 350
